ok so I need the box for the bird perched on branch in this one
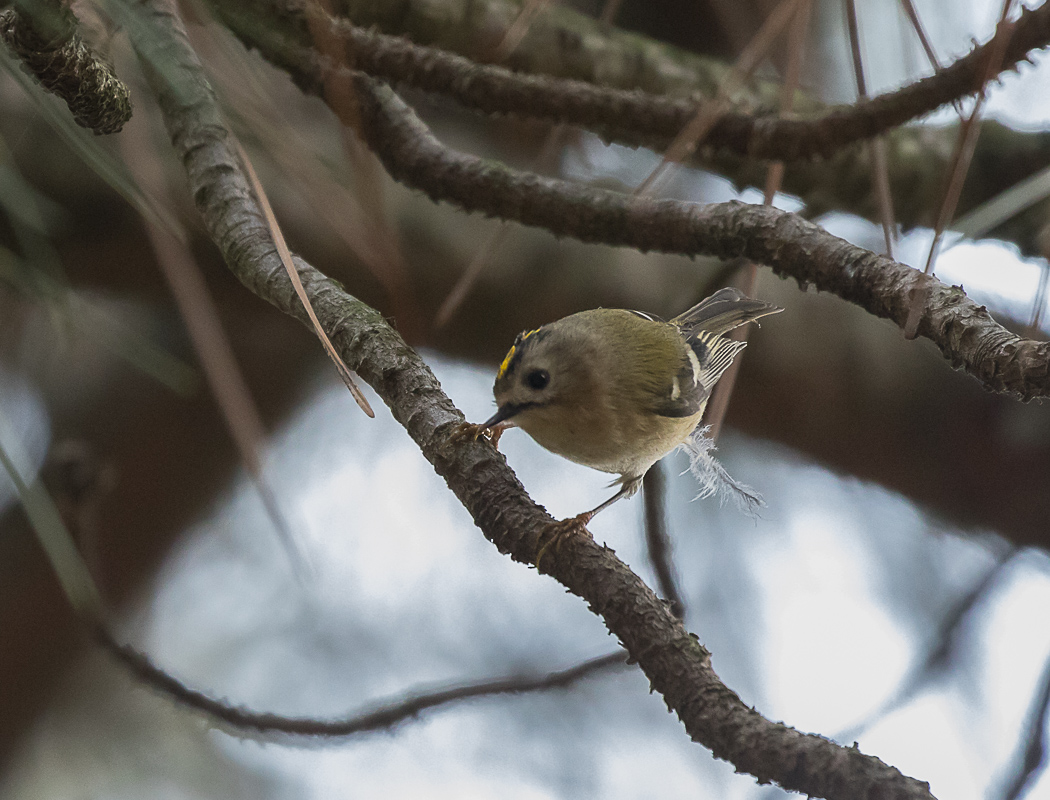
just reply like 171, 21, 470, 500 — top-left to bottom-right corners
454, 287, 782, 531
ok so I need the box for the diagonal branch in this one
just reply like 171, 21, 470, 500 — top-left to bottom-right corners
127, 1, 937, 797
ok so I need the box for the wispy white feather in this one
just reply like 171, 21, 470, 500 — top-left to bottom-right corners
679, 425, 764, 516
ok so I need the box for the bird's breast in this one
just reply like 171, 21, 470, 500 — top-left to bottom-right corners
515, 401, 703, 478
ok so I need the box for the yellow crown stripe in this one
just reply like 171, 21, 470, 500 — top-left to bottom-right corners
497, 346, 516, 379
497, 328, 540, 379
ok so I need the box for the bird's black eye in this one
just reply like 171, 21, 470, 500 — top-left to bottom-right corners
525, 369, 550, 390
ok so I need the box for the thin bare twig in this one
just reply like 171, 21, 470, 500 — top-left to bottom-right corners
636, 0, 805, 195
434, 223, 508, 330
845, 0, 896, 257
642, 464, 685, 619
433, 108, 568, 329
0, 420, 104, 622
1030, 260, 1050, 333
906, 0, 1018, 339
896, 0, 964, 117
435, 0, 623, 329
835, 548, 1014, 743
96, 624, 627, 739
489, 0, 553, 62
704, 0, 809, 442
301, 0, 422, 341
924, 3, 1018, 276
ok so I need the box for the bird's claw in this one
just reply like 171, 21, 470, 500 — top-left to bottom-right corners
535, 511, 594, 572
450, 421, 508, 450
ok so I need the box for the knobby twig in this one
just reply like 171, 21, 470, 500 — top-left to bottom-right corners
30, 398, 628, 747
127, 1, 936, 797
209, 2, 1050, 398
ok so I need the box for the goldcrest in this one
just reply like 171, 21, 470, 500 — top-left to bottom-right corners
462, 288, 782, 522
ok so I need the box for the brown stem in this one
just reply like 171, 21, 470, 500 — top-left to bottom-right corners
353, 78, 1050, 402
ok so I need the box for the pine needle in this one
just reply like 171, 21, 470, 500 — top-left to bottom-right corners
234, 138, 375, 417
0, 417, 103, 622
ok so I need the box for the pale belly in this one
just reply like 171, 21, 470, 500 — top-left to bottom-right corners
517, 404, 704, 478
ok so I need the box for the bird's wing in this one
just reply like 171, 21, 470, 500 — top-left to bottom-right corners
649, 342, 713, 418
688, 330, 748, 393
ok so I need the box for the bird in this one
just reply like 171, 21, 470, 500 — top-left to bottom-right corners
453, 287, 782, 530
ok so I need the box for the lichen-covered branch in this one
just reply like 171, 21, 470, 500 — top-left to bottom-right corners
126, 0, 938, 796
0, 0, 131, 134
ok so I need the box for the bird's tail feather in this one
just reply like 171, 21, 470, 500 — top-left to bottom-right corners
672, 287, 782, 337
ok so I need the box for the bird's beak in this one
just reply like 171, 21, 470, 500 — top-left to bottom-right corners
483, 403, 525, 427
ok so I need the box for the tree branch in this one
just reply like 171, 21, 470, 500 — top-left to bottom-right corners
127, 0, 937, 796
214, 0, 1050, 162
348, 77, 1050, 401
96, 625, 627, 738
211, 0, 1050, 257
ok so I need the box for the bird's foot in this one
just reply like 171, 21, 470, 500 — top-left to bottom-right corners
535, 511, 594, 572
450, 421, 509, 450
